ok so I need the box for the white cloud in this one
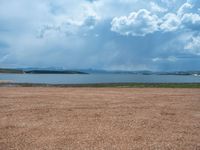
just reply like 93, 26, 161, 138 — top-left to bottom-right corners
150, 2, 168, 13
37, 15, 99, 38
184, 35, 200, 55
181, 13, 200, 29
83, 15, 99, 29
177, 2, 193, 17
177, 2, 200, 31
160, 0, 177, 7
160, 13, 181, 32
86, 0, 98, 3
111, 1, 200, 36
152, 56, 177, 62
152, 57, 162, 62
37, 22, 79, 38
111, 9, 160, 36
187, 0, 200, 8
167, 56, 178, 62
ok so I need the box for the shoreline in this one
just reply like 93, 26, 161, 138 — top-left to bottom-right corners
1, 82, 200, 88
0, 80, 13, 83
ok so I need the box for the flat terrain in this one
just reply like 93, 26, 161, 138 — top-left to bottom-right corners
0, 80, 12, 84
0, 88, 200, 150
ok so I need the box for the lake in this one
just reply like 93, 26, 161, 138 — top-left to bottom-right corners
0, 74, 200, 84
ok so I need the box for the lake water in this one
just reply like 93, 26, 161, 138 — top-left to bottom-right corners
0, 74, 200, 84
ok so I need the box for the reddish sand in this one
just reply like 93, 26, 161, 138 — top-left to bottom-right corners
0, 87, 200, 150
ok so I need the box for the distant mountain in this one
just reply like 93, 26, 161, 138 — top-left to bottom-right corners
79, 69, 153, 74
155, 71, 200, 76
0, 68, 88, 74
81, 69, 200, 76
25, 70, 88, 74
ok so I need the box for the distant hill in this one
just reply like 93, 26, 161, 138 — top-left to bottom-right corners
156, 71, 200, 76
0, 68, 88, 74
25, 70, 88, 74
80, 69, 200, 75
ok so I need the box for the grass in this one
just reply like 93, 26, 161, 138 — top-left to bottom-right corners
0, 82, 200, 88
0, 69, 24, 74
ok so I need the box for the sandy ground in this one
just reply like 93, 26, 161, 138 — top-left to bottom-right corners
0, 87, 200, 150
0, 80, 12, 83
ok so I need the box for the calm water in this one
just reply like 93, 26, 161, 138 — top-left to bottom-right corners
0, 74, 200, 84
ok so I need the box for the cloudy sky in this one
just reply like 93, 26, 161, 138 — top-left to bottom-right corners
0, 0, 200, 71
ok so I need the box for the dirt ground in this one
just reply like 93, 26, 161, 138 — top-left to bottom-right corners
0, 87, 200, 150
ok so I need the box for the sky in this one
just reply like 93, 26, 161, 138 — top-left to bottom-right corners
0, 0, 200, 71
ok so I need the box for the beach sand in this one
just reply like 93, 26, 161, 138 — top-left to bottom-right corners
0, 80, 12, 83
0, 87, 200, 150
